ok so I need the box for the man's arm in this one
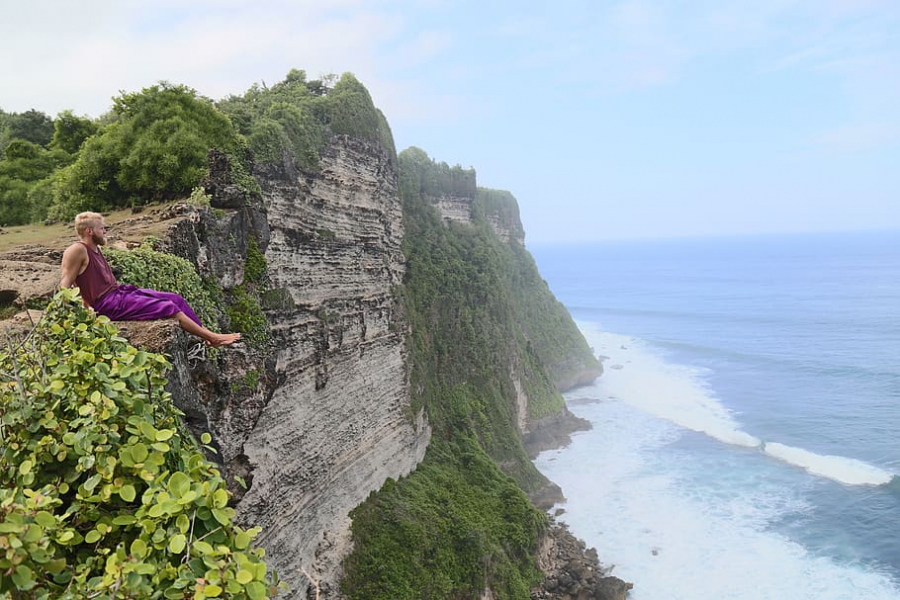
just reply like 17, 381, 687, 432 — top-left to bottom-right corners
60, 243, 88, 289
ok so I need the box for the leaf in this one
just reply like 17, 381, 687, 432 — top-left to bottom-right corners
130, 538, 147, 558
132, 443, 149, 463
34, 511, 56, 528
245, 581, 266, 600
19, 459, 33, 475
112, 515, 137, 526
119, 484, 137, 502
236, 569, 254, 584
200, 432, 212, 444
139, 421, 157, 440
203, 584, 222, 597
23, 524, 43, 543
193, 541, 214, 555
177, 490, 198, 505
176, 514, 190, 533
156, 428, 175, 441
213, 488, 228, 508
12, 565, 35, 590
234, 532, 251, 550
85, 530, 101, 543
168, 534, 186, 554
211, 508, 229, 526
45, 558, 67, 574
167, 472, 191, 498
83, 474, 101, 492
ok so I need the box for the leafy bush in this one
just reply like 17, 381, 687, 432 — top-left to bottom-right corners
218, 70, 395, 172
226, 286, 267, 350
0, 110, 55, 154
103, 244, 220, 329
0, 289, 274, 599
343, 438, 543, 600
325, 74, 395, 156
49, 83, 251, 221
0, 140, 73, 226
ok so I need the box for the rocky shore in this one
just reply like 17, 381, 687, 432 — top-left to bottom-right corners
534, 519, 633, 600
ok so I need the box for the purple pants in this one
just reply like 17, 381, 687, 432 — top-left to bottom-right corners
93, 285, 202, 326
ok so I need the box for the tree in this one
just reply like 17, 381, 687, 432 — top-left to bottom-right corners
0, 109, 54, 153
50, 110, 98, 154
0, 139, 71, 225
50, 82, 247, 219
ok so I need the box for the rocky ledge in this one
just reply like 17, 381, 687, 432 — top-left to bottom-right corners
533, 519, 633, 600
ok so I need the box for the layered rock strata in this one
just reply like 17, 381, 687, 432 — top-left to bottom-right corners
232, 136, 431, 596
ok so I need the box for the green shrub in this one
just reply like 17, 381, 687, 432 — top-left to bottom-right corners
0, 289, 274, 599
48, 83, 252, 221
226, 286, 268, 350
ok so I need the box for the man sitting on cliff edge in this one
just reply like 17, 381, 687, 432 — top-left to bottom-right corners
60, 211, 241, 347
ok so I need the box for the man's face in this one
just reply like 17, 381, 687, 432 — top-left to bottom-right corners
90, 222, 108, 246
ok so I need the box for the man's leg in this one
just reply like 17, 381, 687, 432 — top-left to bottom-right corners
141, 290, 203, 326
173, 311, 241, 347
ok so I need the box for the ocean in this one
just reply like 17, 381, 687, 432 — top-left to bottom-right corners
529, 231, 900, 600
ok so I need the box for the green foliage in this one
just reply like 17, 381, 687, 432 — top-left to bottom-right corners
397, 147, 476, 200
222, 235, 269, 350
103, 244, 220, 330
243, 237, 267, 286
187, 187, 212, 207
218, 69, 395, 172
472, 188, 525, 242
49, 83, 251, 221
343, 439, 543, 600
226, 287, 267, 350
325, 74, 396, 156
0, 110, 54, 154
0, 289, 274, 599
50, 111, 98, 155
219, 72, 328, 172
0, 140, 72, 226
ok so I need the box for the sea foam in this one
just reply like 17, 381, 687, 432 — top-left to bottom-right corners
534, 397, 900, 600
583, 328, 894, 487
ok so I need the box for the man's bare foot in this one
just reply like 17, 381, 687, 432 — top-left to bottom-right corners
206, 332, 242, 347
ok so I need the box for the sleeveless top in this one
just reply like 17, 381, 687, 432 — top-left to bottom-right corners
74, 242, 118, 307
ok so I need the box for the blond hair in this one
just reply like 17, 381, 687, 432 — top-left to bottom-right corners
74, 212, 104, 237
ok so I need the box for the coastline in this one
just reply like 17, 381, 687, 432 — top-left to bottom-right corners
526, 366, 634, 600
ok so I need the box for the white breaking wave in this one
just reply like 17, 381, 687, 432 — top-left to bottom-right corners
581, 327, 895, 487
763, 442, 894, 486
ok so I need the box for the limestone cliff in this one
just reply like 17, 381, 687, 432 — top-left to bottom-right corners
0, 84, 626, 599
162, 136, 432, 597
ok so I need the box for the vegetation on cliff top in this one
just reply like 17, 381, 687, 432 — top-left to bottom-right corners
343, 148, 597, 599
0, 70, 395, 227
0, 290, 274, 599
218, 69, 395, 172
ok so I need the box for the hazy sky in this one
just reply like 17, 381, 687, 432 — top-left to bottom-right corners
2, 1, 898, 242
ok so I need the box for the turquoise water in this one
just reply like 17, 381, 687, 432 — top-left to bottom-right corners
530, 231, 900, 600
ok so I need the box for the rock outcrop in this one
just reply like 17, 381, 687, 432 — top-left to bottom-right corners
533, 519, 633, 600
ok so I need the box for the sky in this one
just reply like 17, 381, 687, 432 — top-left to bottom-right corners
1, 0, 898, 243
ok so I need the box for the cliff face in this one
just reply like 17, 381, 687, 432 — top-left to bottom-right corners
155, 136, 430, 597
237, 136, 430, 592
